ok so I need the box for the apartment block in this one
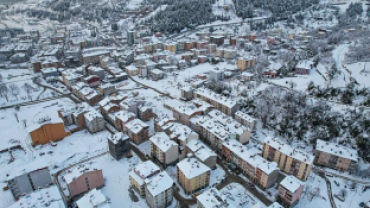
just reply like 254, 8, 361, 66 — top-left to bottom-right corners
145, 172, 173, 208
84, 111, 105, 133
237, 56, 256, 70
129, 161, 160, 197
235, 111, 257, 132
262, 137, 314, 181
108, 132, 131, 160
277, 176, 303, 208
180, 86, 194, 101
186, 139, 217, 169
125, 119, 149, 144
314, 139, 358, 172
177, 158, 211, 194
150, 132, 179, 168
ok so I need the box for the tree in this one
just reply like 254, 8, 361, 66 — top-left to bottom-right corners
22, 83, 34, 101
9, 84, 20, 100
0, 84, 9, 101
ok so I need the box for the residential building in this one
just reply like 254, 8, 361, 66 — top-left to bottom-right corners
120, 98, 146, 117
127, 30, 135, 45
108, 132, 131, 160
237, 56, 256, 70
169, 101, 213, 127
64, 163, 104, 198
7, 160, 53, 200
235, 111, 257, 132
88, 66, 105, 80
180, 86, 193, 101
186, 139, 217, 169
223, 48, 237, 59
145, 172, 174, 208
154, 114, 178, 132
241, 72, 254, 81
277, 176, 304, 208
99, 83, 116, 95
197, 188, 233, 208
115, 110, 137, 132
125, 119, 149, 144
150, 132, 179, 168
82, 48, 110, 64
7, 186, 65, 208
84, 111, 105, 133
84, 75, 100, 88
295, 61, 314, 75
129, 161, 161, 197
268, 202, 284, 208
76, 188, 110, 208
193, 88, 240, 116
210, 36, 224, 46
222, 139, 279, 189
262, 137, 314, 181
209, 68, 224, 81
151, 69, 165, 81
27, 117, 71, 146
126, 64, 140, 76
314, 139, 358, 172
177, 158, 211, 194
139, 102, 153, 121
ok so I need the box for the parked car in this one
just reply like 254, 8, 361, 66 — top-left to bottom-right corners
334, 180, 340, 187
267, 191, 272, 196
359, 202, 365, 207
326, 173, 333, 177
192, 193, 200, 198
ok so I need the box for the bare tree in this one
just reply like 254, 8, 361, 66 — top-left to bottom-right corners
0, 84, 9, 101
9, 84, 20, 100
22, 83, 34, 101
338, 189, 347, 198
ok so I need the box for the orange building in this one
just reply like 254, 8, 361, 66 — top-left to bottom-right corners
27, 117, 71, 146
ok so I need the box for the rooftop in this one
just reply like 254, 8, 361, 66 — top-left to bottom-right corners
177, 158, 210, 179
63, 162, 101, 184
150, 132, 178, 152
280, 175, 303, 193
8, 186, 65, 208
125, 119, 149, 134
108, 132, 129, 144
316, 139, 358, 161
145, 171, 173, 197
129, 161, 160, 186
186, 139, 216, 162
76, 188, 110, 208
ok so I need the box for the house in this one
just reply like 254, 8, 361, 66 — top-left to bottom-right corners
63, 162, 104, 198
125, 119, 149, 144
177, 158, 211, 194
99, 83, 116, 95
7, 160, 53, 200
76, 188, 110, 208
41, 67, 58, 79
262, 137, 314, 181
151, 69, 165, 81
88, 66, 105, 80
186, 139, 217, 169
197, 188, 232, 208
108, 132, 131, 160
126, 64, 140, 76
170, 102, 210, 127
139, 102, 153, 121
222, 139, 279, 189
7, 186, 64, 208
277, 176, 304, 208
263, 63, 282, 78
241, 72, 254, 81
84, 111, 105, 133
165, 123, 198, 159
314, 139, 358, 172
191, 80, 205, 88
180, 86, 193, 101
235, 111, 257, 132
145, 172, 174, 208
129, 161, 161, 197
209, 68, 224, 81
58, 102, 91, 132
84, 75, 100, 88
115, 110, 136, 132
82, 47, 110, 64
154, 114, 178, 132
119, 98, 146, 117
193, 88, 240, 116
210, 36, 224, 46
150, 132, 179, 168
237, 56, 256, 70
27, 117, 71, 146
295, 61, 314, 75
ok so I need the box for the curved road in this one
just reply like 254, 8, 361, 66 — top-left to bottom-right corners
317, 172, 337, 208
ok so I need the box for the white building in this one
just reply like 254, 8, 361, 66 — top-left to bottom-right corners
76, 188, 110, 208
150, 132, 179, 167
84, 111, 105, 133
234, 111, 257, 132
186, 139, 217, 169
145, 172, 174, 208
129, 161, 161, 197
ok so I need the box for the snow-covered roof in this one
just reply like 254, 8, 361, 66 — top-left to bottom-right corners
129, 161, 160, 186
86, 91, 100, 100
125, 64, 138, 71
235, 111, 257, 122
242, 72, 254, 76
151, 69, 164, 75
125, 119, 149, 134
115, 111, 136, 123
155, 114, 176, 127
177, 158, 210, 179
268, 202, 284, 208
168, 123, 196, 142
197, 188, 234, 208
8, 186, 65, 208
76, 188, 110, 208
108, 132, 129, 144
296, 61, 314, 69
207, 109, 249, 136
238, 56, 256, 61
84, 111, 103, 122
150, 132, 178, 152
316, 139, 358, 162
27, 117, 64, 133
280, 175, 303, 193
263, 137, 314, 164
8, 159, 49, 179
63, 163, 101, 184
186, 139, 216, 162
145, 171, 173, 197
194, 88, 237, 108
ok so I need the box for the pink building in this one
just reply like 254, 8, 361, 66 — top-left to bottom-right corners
63, 163, 104, 198
277, 176, 303, 208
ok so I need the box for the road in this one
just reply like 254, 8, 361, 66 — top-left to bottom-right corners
317, 172, 337, 208
127, 75, 175, 99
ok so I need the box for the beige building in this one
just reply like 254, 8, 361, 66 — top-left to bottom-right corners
177, 158, 211, 194
314, 139, 358, 172
150, 132, 179, 168
235, 111, 257, 132
237, 56, 256, 70
129, 161, 160, 197
186, 139, 217, 169
262, 137, 314, 181
125, 65, 140, 76
145, 172, 173, 208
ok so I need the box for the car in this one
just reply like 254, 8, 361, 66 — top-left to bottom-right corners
359, 202, 365, 207
326, 174, 333, 177
144, 87, 148, 89
3, 186, 8, 191
334, 180, 340, 187
192, 193, 200, 198
267, 191, 272, 196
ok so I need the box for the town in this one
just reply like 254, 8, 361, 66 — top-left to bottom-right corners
0, 0, 370, 208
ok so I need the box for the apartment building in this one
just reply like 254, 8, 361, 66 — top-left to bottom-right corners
27, 117, 71, 146
180, 86, 194, 101
237, 56, 256, 70
165, 122, 199, 159
154, 114, 178, 132
129, 161, 161, 197
235, 111, 257, 132
170, 102, 211, 127
193, 88, 239, 116
84, 111, 105, 133
150, 132, 179, 168
7, 160, 53, 200
115, 111, 136, 132
108, 132, 131, 160
186, 139, 217, 169
262, 137, 314, 181
145, 172, 174, 208
138, 103, 153, 121
209, 68, 224, 81
314, 139, 358, 172
277, 176, 304, 208
177, 158, 211, 194
222, 139, 279, 189
76, 188, 110, 208
197, 188, 233, 208
125, 119, 149, 144
63, 163, 104, 198
7, 186, 64, 208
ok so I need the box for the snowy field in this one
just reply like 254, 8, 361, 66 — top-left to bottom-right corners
220, 183, 265, 208
295, 173, 331, 208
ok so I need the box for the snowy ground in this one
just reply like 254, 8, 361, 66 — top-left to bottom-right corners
166, 163, 225, 199
38, 78, 71, 94
327, 176, 370, 208
115, 79, 140, 90
220, 183, 266, 208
